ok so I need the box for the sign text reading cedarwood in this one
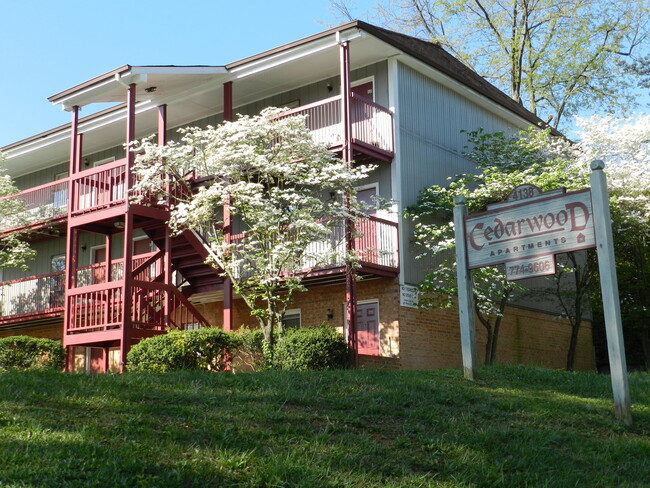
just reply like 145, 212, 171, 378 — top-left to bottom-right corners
465, 188, 595, 272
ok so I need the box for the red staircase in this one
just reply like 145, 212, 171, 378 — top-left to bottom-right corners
141, 223, 224, 295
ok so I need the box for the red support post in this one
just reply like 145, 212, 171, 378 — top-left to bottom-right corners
158, 104, 167, 146
158, 104, 172, 328
63, 107, 80, 371
222, 82, 234, 332
223, 81, 233, 123
68, 106, 79, 176
75, 133, 83, 174
120, 84, 137, 372
340, 41, 358, 358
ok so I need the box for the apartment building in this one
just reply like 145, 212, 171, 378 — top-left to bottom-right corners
0, 21, 596, 372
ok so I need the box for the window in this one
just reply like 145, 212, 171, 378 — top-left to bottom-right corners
50, 254, 66, 272
53, 171, 69, 211
281, 309, 301, 330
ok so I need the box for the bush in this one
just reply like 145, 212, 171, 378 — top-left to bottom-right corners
231, 327, 268, 372
127, 328, 240, 373
273, 326, 353, 371
0, 336, 65, 371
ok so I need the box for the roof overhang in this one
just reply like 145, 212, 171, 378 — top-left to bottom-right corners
48, 65, 229, 111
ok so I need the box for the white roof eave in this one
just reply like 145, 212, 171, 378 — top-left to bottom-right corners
54, 66, 228, 111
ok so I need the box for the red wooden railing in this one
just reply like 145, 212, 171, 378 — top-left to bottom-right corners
276, 95, 394, 154
350, 94, 394, 154
71, 159, 127, 214
0, 271, 65, 319
76, 251, 163, 286
66, 281, 209, 335
231, 215, 398, 277
0, 179, 69, 232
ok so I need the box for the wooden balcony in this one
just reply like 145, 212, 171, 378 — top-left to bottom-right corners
276, 94, 395, 162
231, 215, 399, 285
0, 271, 65, 326
0, 179, 69, 235
64, 281, 210, 344
64, 249, 211, 343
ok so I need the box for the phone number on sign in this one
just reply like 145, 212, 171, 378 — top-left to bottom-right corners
507, 257, 555, 280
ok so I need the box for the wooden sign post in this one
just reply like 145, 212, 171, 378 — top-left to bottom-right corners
454, 196, 477, 380
590, 160, 632, 425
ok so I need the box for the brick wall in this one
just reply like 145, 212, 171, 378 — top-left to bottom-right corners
189, 277, 596, 371
398, 298, 596, 371
0, 322, 62, 340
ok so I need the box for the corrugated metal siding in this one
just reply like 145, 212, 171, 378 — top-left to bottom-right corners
397, 63, 519, 284
14, 162, 68, 191
2, 238, 66, 281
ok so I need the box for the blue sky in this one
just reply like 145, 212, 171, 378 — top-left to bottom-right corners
0, 0, 376, 147
2, 1, 647, 148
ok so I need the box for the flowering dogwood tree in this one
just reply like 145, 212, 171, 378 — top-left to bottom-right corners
132, 108, 372, 355
0, 158, 36, 271
575, 114, 650, 369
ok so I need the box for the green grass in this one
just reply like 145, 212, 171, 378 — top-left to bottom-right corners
0, 366, 649, 487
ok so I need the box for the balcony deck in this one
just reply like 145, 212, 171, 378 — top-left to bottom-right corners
230, 214, 399, 286
277, 93, 394, 162
0, 271, 65, 328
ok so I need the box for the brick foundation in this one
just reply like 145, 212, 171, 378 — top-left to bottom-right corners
0, 278, 596, 372
0, 322, 63, 341
198, 277, 595, 371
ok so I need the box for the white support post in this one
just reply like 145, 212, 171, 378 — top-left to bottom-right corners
590, 160, 632, 425
454, 196, 477, 380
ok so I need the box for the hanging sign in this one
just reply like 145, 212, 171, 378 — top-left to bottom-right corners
464, 186, 595, 279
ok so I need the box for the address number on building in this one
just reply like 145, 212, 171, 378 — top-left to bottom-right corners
505, 255, 556, 281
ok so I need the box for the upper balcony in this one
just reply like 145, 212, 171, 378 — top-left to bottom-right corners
277, 93, 394, 163
0, 179, 69, 236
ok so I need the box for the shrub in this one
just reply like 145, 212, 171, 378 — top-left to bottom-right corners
231, 327, 268, 372
0, 336, 65, 371
273, 326, 353, 371
127, 328, 240, 373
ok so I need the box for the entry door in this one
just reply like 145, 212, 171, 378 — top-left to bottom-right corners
357, 302, 379, 355
355, 187, 377, 263
352, 81, 374, 100
92, 246, 106, 284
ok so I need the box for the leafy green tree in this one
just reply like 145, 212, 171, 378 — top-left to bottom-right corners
333, 0, 650, 129
132, 109, 371, 358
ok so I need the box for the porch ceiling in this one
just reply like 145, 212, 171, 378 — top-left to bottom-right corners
3, 24, 401, 178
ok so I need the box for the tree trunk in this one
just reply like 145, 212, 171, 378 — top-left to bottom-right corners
490, 315, 502, 366
566, 321, 580, 372
484, 322, 494, 366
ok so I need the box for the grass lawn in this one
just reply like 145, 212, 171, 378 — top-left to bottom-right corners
0, 365, 648, 487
